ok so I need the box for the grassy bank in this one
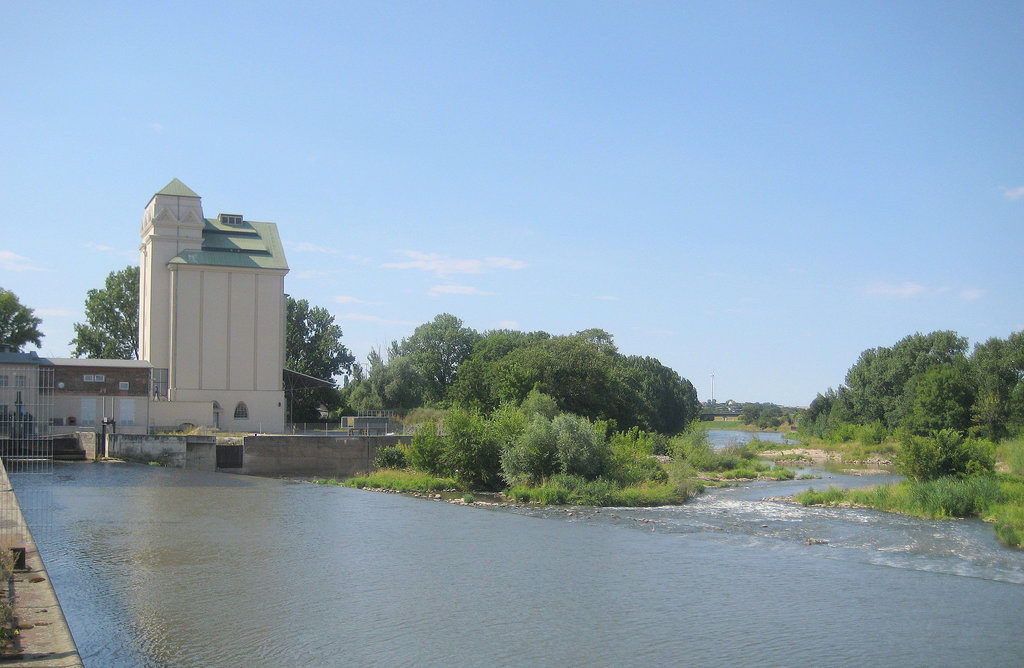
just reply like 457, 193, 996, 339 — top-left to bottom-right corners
795, 437, 1024, 549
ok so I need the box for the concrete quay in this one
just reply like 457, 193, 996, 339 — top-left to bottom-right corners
0, 460, 82, 666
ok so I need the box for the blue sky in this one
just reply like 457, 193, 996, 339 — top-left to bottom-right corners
2, 2, 1022, 406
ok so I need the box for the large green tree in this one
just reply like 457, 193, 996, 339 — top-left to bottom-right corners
903, 364, 975, 435
285, 297, 355, 421
970, 332, 1024, 438
394, 313, 481, 403
842, 330, 968, 428
0, 287, 43, 351
70, 266, 139, 359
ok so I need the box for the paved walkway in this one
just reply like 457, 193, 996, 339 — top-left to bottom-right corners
0, 461, 82, 666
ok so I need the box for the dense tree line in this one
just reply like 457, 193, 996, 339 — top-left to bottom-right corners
342, 313, 702, 433
805, 330, 1024, 440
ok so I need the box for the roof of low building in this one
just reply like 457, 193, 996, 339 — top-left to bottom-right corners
0, 350, 52, 366
44, 358, 153, 369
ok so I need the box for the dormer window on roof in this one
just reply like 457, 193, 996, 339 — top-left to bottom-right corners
219, 213, 243, 226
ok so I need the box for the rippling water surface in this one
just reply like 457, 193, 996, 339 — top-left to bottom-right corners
11, 460, 1024, 667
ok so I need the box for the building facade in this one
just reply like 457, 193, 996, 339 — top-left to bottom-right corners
138, 179, 289, 433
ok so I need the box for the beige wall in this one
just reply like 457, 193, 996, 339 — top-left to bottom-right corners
139, 185, 287, 434
139, 190, 205, 369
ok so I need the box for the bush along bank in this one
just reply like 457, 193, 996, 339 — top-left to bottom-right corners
795, 430, 1024, 549
317, 394, 795, 508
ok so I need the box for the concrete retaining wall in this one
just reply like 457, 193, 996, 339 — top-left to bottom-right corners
107, 434, 217, 470
97, 433, 406, 478
239, 435, 407, 478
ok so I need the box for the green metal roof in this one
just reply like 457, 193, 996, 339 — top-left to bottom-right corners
168, 220, 288, 270
154, 178, 200, 198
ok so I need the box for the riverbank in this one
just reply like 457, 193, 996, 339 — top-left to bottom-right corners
0, 461, 82, 666
782, 435, 1024, 549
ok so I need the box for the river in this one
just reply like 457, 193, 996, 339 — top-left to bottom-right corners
10, 437, 1024, 666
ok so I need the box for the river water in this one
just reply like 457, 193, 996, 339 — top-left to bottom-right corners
10, 434, 1024, 667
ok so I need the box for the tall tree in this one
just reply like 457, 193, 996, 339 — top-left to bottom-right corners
70, 266, 139, 359
285, 297, 355, 421
843, 330, 968, 427
970, 332, 1024, 438
395, 313, 480, 403
903, 364, 975, 435
0, 287, 43, 351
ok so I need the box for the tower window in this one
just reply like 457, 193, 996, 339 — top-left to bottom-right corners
219, 213, 243, 226
234, 402, 249, 420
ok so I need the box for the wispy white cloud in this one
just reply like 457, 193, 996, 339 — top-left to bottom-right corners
864, 281, 927, 298
429, 284, 494, 297
0, 250, 48, 272
597, 295, 619, 301
960, 288, 985, 300
1003, 185, 1024, 200
151, 122, 165, 134
289, 241, 338, 254
383, 250, 527, 277
496, 320, 520, 329
334, 295, 367, 304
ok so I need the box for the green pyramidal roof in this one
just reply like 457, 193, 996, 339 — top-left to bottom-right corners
155, 178, 200, 198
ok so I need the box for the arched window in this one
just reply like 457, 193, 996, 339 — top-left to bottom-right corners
234, 402, 249, 420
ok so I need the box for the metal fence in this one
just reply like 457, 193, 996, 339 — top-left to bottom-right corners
0, 363, 54, 554
0, 364, 54, 474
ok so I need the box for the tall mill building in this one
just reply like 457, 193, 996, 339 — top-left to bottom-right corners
138, 179, 289, 432
1, 179, 291, 436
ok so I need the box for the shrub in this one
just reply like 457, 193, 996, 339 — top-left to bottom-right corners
824, 422, 858, 443
501, 414, 559, 484
408, 419, 446, 475
374, 444, 408, 469
857, 421, 888, 446
896, 429, 995, 481
797, 487, 847, 506
668, 428, 716, 470
552, 413, 606, 479
442, 408, 503, 490
607, 428, 669, 486
520, 388, 559, 420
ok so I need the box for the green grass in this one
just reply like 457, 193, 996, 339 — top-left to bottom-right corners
319, 469, 461, 493
796, 474, 1024, 549
506, 475, 695, 507
996, 437, 1024, 476
785, 432, 899, 463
